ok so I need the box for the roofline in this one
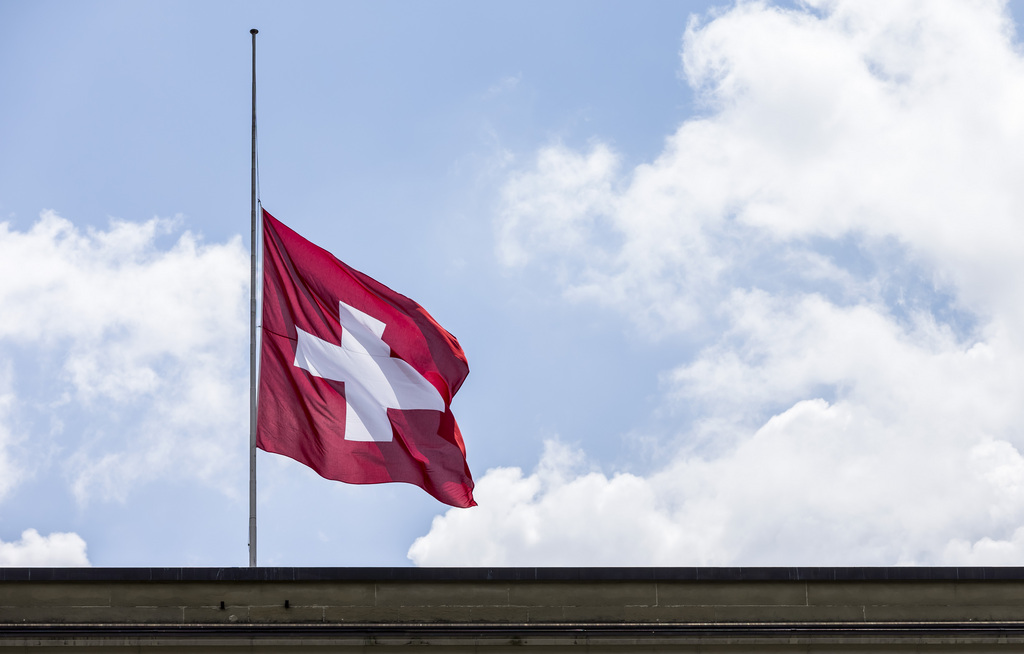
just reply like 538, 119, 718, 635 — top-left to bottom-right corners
4, 567, 1024, 582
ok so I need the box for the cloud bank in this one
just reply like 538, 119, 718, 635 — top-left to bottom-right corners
410, 0, 1024, 565
0, 211, 249, 506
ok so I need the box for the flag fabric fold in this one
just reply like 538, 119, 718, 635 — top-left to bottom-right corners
256, 209, 475, 508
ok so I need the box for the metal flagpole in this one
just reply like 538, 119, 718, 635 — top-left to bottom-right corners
249, 27, 259, 568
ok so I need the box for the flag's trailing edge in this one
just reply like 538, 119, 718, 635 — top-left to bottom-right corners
256, 209, 475, 508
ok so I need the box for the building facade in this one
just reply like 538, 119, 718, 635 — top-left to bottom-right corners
3, 567, 1024, 651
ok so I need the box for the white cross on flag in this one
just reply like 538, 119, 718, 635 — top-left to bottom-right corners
256, 209, 475, 508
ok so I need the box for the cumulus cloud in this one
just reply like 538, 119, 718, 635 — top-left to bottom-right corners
412, 0, 1024, 565
410, 441, 685, 566
0, 365, 24, 502
0, 211, 249, 503
0, 529, 89, 566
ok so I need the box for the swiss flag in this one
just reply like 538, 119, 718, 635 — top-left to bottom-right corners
256, 209, 475, 508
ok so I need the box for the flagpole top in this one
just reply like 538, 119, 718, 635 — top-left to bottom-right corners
250, 28, 259, 35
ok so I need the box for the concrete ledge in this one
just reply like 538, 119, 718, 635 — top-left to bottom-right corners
4, 566, 1024, 582
5, 569, 1024, 650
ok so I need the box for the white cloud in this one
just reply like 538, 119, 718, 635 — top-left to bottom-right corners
414, 0, 1024, 565
0, 211, 249, 503
497, 0, 1024, 333
0, 529, 89, 566
0, 364, 24, 502
410, 441, 688, 566
497, 143, 620, 269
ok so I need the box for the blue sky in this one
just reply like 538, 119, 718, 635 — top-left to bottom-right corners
3, 0, 1024, 567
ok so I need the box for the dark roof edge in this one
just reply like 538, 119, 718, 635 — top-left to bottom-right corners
3, 567, 1024, 582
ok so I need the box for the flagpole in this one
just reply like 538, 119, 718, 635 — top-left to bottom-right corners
249, 27, 259, 568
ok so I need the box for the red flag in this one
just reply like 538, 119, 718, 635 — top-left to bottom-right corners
256, 209, 475, 508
